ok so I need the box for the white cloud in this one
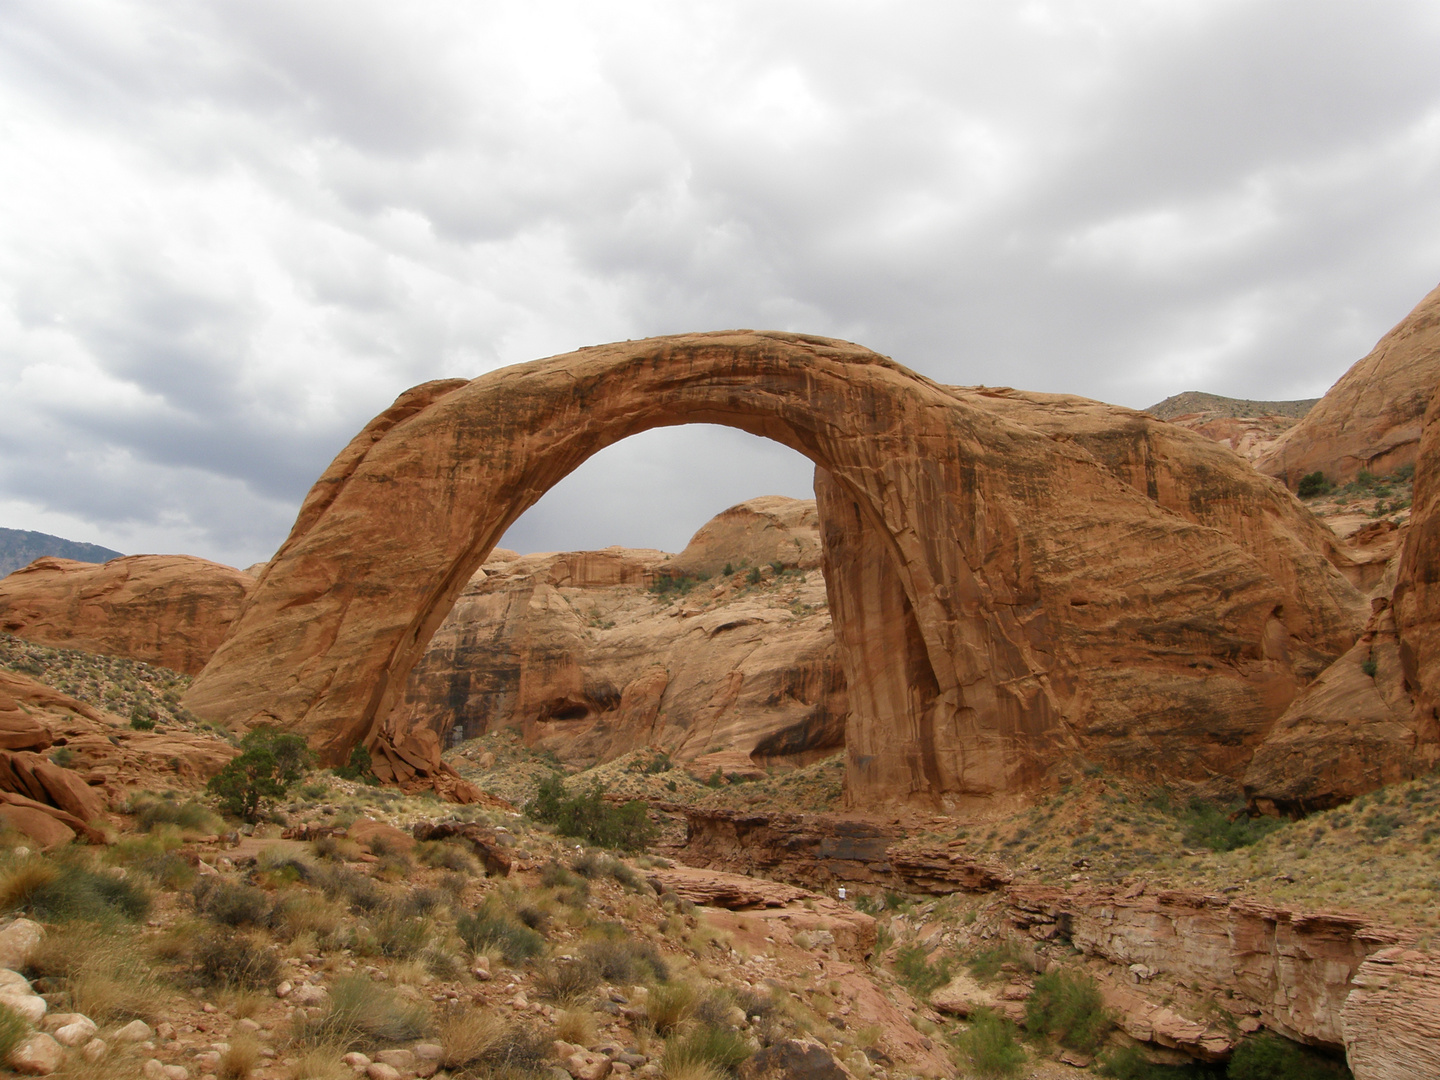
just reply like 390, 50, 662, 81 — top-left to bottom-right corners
0, 0, 1437, 565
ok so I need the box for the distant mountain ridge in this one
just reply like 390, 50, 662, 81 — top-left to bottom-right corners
1145, 391, 1319, 421
0, 528, 122, 577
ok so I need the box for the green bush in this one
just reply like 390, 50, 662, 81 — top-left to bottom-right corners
207, 727, 315, 821
892, 943, 951, 1000
132, 794, 223, 834
580, 937, 669, 984
129, 704, 157, 731
966, 941, 1027, 981
1178, 798, 1284, 852
524, 773, 656, 852
1361, 658, 1378, 678
332, 745, 379, 785
1226, 1034, 1351, 1080
955, 1008, 1026, 1078
1296, 472, 1331, 498
1025, 969, 1113, 1055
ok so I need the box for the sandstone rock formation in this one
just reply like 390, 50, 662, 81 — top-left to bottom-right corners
0, 668, 237, 836
386, 502, 844, 771
186, 331, 1363, 807
1243, 603, 1434, 813
1341, 947, 1440, 1080
1257, 280, 1440, 487
0, 555, 255, 675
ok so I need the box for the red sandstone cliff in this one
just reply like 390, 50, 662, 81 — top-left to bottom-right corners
0, 555, 255, 676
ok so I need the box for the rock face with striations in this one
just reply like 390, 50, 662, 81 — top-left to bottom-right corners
386, 497, 844, 771
185, 331, 1363, 807
0, 555, 254, 676
1256, 280, 1440, 487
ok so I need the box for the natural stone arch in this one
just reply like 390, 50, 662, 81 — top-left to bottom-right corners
185, 331, 1360, 808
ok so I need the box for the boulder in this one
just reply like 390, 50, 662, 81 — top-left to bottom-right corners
7, 1033, 63, 1075
1257, 279, 1440, 486
186, 332, 1361, 805
0, 921, 44, 969
0, 554, 254, 675
347, 818, 414, 856
739, 1040, 847, 1080
0, 804, 75, 850
112, 1020, 153, 1043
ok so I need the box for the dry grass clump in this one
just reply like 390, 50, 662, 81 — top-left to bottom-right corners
312, 864, 389, 913
295, 974, 430, 1048
365, 910, 431, 960
0, 853, 150, 923
455, 898, 544, 966
661, 1025, 751, 1077
435, 1005, 549, 1075
128, 792, 225, 836
194, 878, 272, 927
553, 1008, 597, 1046
581, 936, 669, 984
29, 922, 170, 1022
0, 1001, 29, 1062
288, 1045, 352, 1080
437, 1006, 505, 1067
312, 835, 364, 862
533, 957, 599, 1005
645, 981, 698, 1035
219, 1034, 262, 1080
270, 890, 346, 944
195, 930, 283, 990
416, 841, 477, 874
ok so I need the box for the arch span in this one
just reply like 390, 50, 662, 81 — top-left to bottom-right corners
185, 331, 1360, 806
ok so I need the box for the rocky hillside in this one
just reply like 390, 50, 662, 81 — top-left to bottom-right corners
0, 529, 121, 577
1144, 390, 1319, 421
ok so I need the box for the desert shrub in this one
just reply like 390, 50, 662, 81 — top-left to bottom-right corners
207, 727, 315, 821
954, 1009, 1026, 1078
312, 835, 363, 862
417, 841, 475, 873
514, 903, 550, 933
194, 878, 271, 927
570, 850, 643, 890
580, 937, 669, 984
420, 943, 466, 981
1226, 1034, 1351, 1080
312, 864, 388, 912
525, 773, 657, 852
370, 910, 430, 959
194, 931, 281, 989
645, 981, 698, 1034
533, 957, 599, 1005
270, 891, 344, 944
297, 975, 429, 1048
1025, 969, 1113, 1055
1177, 799, 1284, 852
892, 943, 951, 999
456, 900, 544, 965
1297, 472, 1331, 498
1361, 658, 1378, 678
131, 793, 223, 834
966, 941, 1028, 981
402, 887, 445, 918
118, 846, 196, 891
662, 1025, 751, 1074
0, 856, 150, 922
0, 1001, 26, 1062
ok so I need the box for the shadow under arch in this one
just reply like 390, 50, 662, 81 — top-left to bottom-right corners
184, 330, 1358, 808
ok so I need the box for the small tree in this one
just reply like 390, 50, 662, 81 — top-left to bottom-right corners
208, 727, 315, 821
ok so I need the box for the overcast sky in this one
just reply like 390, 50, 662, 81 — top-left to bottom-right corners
2, 1, 1439, 569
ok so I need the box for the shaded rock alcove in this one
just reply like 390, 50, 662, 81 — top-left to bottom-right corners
184, 331, 1362, 808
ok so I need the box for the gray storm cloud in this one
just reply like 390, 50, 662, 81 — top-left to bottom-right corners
0, 0, 1438, 566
